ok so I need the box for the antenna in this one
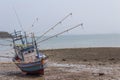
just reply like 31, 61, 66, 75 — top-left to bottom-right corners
37, 23, 83, 44
12, 7, 24, 31
36, 13, 72, 41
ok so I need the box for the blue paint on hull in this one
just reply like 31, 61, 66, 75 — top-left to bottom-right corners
20, 64, 44, 72
16, 61, 45, 73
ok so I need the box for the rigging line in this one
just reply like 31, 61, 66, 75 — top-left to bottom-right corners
2, 39, 12, 42
0, 44, 12, 46
36, 13, 72, 41
12, 7, 24, 31
0, 56, 13, 58
25, 18, 39, 33
0, 50, 14, 55
37, 23, 83, 45
4, 40, 12, 42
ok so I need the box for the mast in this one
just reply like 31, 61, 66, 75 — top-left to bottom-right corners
11, 30, 25, 61
24, 32, 28, 46
32, 33, 39, 58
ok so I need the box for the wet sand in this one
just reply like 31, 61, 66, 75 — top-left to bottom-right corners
1, 47, 120, 80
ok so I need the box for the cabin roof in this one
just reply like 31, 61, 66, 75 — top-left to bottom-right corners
21, 45, 34, 52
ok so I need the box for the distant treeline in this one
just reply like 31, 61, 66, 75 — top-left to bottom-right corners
0, 32, 11, 38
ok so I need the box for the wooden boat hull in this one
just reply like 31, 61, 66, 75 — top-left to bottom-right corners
16, 61, 46, 75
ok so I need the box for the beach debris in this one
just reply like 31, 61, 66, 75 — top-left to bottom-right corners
98, 73, 105, 76
92, 72, 105, 76
108, 58, 115, 61
62, 59, 66, 61
83, 59, 87, 61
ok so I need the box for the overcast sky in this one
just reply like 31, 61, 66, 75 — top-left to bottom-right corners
0, 0, 120, 35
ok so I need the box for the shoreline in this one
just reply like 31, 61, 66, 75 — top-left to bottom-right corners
41, 47, 120, 50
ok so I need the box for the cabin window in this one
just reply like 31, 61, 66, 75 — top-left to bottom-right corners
32, 49, 34, 52
28, 51, 31, 53
24, 51, 27, 54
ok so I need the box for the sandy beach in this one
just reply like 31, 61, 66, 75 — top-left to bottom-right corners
0, 47, 120, 80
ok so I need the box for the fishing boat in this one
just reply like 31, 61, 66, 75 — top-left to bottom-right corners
0, 13, 83, 76
11, 30, 47, 75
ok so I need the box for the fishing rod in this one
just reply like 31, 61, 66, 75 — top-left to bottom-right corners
36, 13, 72, 41
37, 23, 83, 44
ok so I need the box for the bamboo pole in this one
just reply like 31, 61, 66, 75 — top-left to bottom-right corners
37, 23, 83, 44
36, 13, 72, 41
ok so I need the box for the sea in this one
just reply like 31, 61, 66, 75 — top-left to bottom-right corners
39, 34, 120, 49
0, 34, 120, 61
0, 34, 120, 51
